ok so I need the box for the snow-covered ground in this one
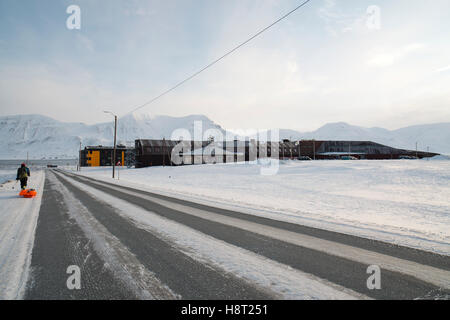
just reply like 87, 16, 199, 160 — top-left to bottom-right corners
0, 171, 45, 299
0, 170, 16, 185
69, 158, 450, 255
57, 173, 364, 299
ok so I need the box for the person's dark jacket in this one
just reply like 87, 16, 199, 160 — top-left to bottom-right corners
16, 167, 30, 180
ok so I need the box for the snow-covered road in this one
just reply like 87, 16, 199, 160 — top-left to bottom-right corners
0, 171, 44, 299
1, 162, 449, 300
23, 170, 450, 299
71, 159, 450, 255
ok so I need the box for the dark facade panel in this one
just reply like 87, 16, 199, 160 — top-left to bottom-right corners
80, 145, 134, 167
133, 139, 438, 168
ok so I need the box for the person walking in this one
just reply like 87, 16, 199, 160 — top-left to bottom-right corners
16, 163, 30, 190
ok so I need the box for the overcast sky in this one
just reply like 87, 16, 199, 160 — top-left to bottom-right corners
0, 0, 449, 131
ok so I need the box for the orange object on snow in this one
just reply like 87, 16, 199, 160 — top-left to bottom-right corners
19, 189, 37, 198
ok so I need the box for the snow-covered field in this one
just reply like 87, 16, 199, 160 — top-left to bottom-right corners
70, 159, 450, 255
0, 171, 45, 299
0, 170, 15, 185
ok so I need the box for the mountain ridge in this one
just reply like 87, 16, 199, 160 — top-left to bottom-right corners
0, 113, 449, 159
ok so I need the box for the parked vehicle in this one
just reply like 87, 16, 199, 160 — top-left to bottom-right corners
298, 156, 312, 161
341, 155, 358, 160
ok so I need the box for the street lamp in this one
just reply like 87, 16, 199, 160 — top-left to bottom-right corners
104, 110, 118, 179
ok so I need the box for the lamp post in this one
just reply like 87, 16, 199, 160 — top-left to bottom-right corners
78, 141, 81, 171
415, 142, 418, 159
104, 111, 118, 179
312, 139, 315, 160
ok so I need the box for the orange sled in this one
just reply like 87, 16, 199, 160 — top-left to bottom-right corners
19, 189, 37, 198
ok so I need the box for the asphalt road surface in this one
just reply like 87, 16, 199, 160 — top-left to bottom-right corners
23, 169, 450, 300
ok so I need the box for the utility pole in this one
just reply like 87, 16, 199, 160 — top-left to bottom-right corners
78, 141, 82, 171
415, 142, 418, 159
104, 111, 118, 179
163, 138, 166, 167
113, 115, 117, 178
312, 139, 316, 160
298, 140, 301, 158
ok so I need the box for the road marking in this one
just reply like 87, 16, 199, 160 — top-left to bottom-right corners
64, 171, 450, 290
56, 170, 369, 299
49, 171, 178, 300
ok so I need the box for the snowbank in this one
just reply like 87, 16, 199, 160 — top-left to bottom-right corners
0, 170, 45, 299
0, 169, 16, 185
72, 160, 450, 255
428, 155, 450, 161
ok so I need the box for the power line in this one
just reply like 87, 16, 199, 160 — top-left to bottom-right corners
124, 0, 312, 116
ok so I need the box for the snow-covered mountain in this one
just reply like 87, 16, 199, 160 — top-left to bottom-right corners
0, 113, 226, 159
0, 114, 449, 159
273, 122, 450, 155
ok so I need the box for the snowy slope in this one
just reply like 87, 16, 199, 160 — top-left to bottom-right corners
268, 122, 450, 154
0, 113, 449, 158
391, 123, 450, 154
0, 113, 226, 159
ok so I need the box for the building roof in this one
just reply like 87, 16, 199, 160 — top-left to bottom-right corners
318, 152, 367, 155
84, 145, 131, 150
136, 139, 182, 147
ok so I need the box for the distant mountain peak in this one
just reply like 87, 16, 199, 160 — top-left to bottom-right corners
317, 122, 353, 129
126, 111, 154, 122
0, 114, 449, 158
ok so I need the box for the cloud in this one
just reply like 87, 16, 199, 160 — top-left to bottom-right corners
124, 7, 154, 17
317, 0, 369, 36
1, 0, 449, 132
367, 43, 426, 67
76, 34, 95, 52
0, 63, 140, 124
123, 0, 155, 17
435, 65, 450, 73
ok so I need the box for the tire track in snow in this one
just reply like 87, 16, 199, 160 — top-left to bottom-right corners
25, 172, 140, 299
55, 170, 366, 300
49, 171, 178, 300
52, 170, 274, 300
67, 170, 450, 268
58, 170, 450, 300
0, 171, 44, 299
